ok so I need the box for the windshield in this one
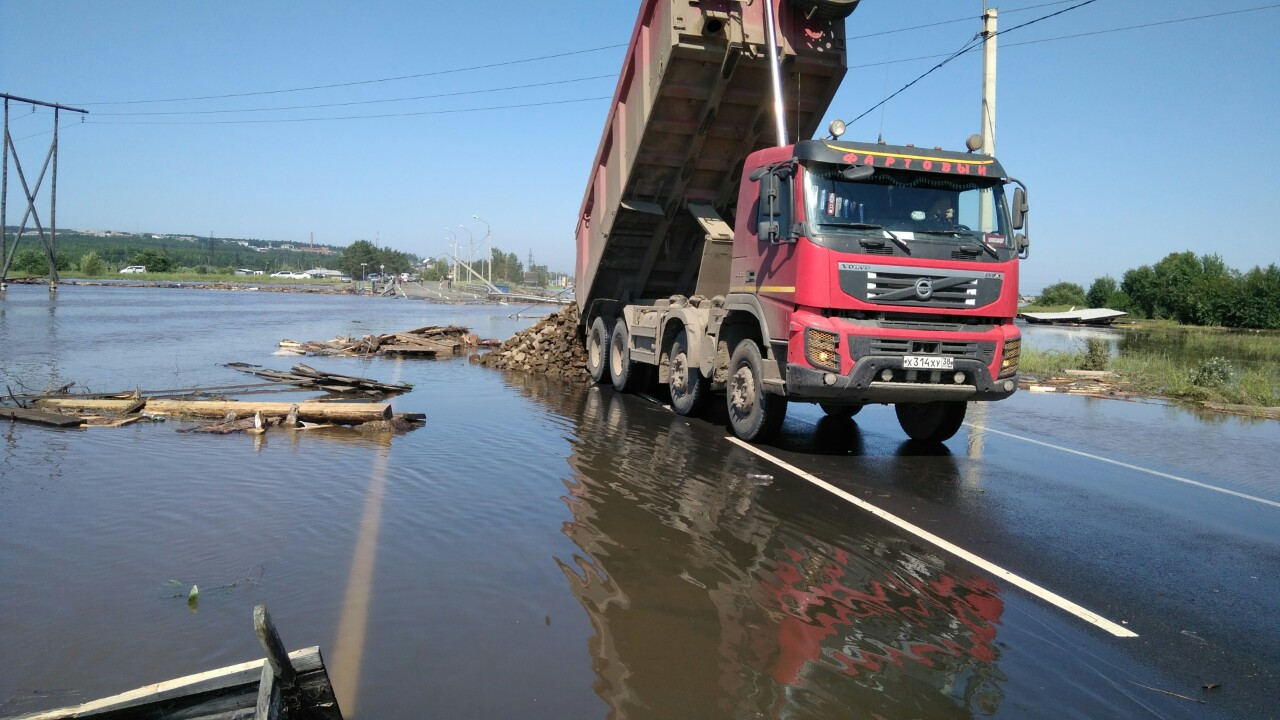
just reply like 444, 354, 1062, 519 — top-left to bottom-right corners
802, 164, 1012, 259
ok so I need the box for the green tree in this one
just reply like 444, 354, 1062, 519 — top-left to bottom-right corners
1038, 281, 1087, 307
1086, 276, 1118, 308
11, 248, 49, 275
338, 240, 380, 279
79, 251, 105, 276
129, 249, 176, 272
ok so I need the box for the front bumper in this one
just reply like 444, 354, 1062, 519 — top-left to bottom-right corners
787, 358, 1018, 403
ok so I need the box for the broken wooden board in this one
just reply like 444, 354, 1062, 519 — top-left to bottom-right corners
0, 406, 83, 428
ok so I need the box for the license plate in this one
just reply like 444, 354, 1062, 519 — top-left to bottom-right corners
903, 355, 954, 370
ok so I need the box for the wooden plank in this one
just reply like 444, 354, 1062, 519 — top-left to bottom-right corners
0, 407, 83, 428
381, 347, 439, 356
36, 399, 391, 424
253, 606, 296, 687
253, 663, 281, 720
15, 648, 323, 719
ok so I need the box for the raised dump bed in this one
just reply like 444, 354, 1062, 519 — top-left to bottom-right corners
576, 0, 851, 310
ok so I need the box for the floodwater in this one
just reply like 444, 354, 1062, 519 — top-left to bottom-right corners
0, 285, 1268, 719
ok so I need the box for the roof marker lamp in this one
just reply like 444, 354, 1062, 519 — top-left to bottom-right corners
828, 119, 846, 140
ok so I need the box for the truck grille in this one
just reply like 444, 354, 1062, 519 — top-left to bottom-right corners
862, 338, 996, 364
837, 263, 1004, 309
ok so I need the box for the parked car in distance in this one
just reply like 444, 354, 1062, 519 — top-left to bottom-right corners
119, 265, 146, 274
270, 271, 294, 278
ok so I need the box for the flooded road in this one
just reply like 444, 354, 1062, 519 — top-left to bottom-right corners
1, 285, 1276, 719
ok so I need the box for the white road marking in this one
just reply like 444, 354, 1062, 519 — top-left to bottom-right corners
727, 436, 1139, 638
967, 423, 1280, 510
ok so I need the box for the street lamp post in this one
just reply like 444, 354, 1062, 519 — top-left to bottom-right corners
444, 228, 458, 285
360, 262, 367, 292
458, 225, 474, 284
472, 214, 492, 286
380, 264, 385, 290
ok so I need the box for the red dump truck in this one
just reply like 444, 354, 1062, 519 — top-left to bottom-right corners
575, 0, 1030, 442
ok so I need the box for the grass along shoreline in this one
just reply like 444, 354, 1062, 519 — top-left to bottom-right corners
1019, 329, 1280, 411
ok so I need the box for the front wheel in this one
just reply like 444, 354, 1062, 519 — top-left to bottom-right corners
726, 340, 788, 442
820, 403, 863, 419
668, 329, 709, 416
586, 316, 611, 384
894, 401, 966, 442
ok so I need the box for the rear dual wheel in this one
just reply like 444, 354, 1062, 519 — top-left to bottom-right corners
609, 321, 643, 393
586, 317, 611, 384
668, 329, 708, 416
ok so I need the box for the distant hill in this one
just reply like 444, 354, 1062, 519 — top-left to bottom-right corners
4, 227, 349, 272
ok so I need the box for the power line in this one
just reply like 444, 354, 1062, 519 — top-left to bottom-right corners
843, 3, 1280, 73
75, 44, 628, 107
843, 0, 1098, 126
84, 96, 612, 126
91, 74, 615, 117
846, 0, 1080, 40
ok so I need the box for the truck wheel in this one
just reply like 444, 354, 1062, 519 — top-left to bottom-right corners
820, 402, 862, 419
894, 401, 966, 443
727, 340, 788, 441
587, 316, 612, 384
789, 0, 861, 21
668, 329, 708, 416
609, 321, 642, 393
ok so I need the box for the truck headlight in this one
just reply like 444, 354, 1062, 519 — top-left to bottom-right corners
805, 328, 840, 372
1000, 338, 1021, 377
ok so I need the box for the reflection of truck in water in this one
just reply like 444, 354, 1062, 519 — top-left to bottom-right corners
575, 0, 1030, 442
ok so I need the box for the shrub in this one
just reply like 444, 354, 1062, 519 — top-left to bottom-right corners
1191, 357, 1233, 388
1080, 338, 1110, 371
79, 251, 105, 276
1039, 281, 1088, 308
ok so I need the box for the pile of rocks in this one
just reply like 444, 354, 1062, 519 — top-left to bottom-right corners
479, 305, 590, 382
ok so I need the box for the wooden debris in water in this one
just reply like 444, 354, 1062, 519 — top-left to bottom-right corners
277, 325, 493, 358
36, 398, 396, 426
225, 362, 411, 396
479, 305, 590, 381
0, 406, 84, 428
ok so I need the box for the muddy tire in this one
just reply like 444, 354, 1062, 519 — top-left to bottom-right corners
820, 402, 862, 419
609, 321, 642, 393
587, 316, 611, 384
894, 400, 966, 442
668, 329, 709, 416
789, 0, 861, 21
726, 340, 788, 442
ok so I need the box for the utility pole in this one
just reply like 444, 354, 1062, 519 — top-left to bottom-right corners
979, 6, 998, 232
0, 94, 88, 292
980, 6, 997, 157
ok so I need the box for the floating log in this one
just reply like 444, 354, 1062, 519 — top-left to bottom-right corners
36, 398, 391, 425
0, 407, 84, 428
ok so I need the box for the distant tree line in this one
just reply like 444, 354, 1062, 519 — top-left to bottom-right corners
1038, 251, 1280, 329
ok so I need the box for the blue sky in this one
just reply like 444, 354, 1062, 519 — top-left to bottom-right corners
2, 0, 1277, 291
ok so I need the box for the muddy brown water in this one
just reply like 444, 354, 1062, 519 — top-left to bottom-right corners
0, 285, 1259, 719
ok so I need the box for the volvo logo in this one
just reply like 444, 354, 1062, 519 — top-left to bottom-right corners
914, 278, 934, 301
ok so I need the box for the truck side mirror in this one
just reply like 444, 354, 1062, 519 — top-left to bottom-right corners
1011, 187, 1028, 230
1016, 233, 1029, 259
758, 174, 781, 242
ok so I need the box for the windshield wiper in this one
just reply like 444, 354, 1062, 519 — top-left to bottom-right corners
916, 228, 999, 259
822, 222, 912, 255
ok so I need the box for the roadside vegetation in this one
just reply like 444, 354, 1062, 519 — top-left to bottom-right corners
1021, 327, 1280, 408
1026, 251, 1280, 330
